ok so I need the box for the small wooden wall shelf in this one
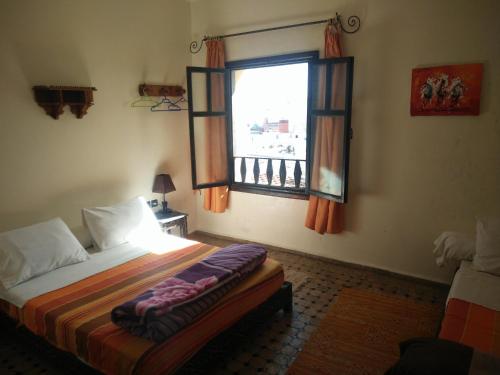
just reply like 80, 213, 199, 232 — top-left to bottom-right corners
33, 86, 97, 119
138, 84, 185, 97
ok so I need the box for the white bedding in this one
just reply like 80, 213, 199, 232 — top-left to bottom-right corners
447, 261, 500, 311
0, 233, 197, 308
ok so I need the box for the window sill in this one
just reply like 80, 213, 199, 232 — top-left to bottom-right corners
230, 184, 309, 200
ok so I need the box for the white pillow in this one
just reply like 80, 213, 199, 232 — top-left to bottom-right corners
0, 218, 90, 289
472, 217, 500, 275
82, 196, 162, 251
432, 231, 475, 267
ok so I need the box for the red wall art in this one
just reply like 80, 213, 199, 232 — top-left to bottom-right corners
410, 63, 483, 116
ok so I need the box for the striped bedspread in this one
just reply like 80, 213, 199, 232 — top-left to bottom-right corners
0, 242, 284, 375
439, 298, 500, 356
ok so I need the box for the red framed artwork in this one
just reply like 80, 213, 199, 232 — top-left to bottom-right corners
410, 63, 483, 116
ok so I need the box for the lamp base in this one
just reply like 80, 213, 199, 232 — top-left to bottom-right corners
162, 200, 169, 214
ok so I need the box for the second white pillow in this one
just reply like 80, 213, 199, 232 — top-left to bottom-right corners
82, 196, 162, 251
472, 217, 500, 276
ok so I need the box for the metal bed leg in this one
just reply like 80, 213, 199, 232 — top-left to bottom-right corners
282, 281, 293, 313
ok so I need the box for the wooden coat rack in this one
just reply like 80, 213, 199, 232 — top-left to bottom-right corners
132, 84, 187, 112
138, 84, 185, 97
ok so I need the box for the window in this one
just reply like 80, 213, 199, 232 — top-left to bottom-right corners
186, 51, 354, 203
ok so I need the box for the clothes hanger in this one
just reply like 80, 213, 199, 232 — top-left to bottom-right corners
150, 96, 187, 112
130, 95, 160, 108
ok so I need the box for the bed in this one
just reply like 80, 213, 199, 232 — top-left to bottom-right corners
439, 260, 500, 356
0, 235, 286, 375
384, 259, 500, 375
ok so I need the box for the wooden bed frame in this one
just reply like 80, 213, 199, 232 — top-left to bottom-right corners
0, 282, 293, 375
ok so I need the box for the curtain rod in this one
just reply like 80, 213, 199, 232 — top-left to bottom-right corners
189, 12, 361, 54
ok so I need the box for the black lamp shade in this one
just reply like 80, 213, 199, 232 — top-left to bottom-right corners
152, 174, 176, 194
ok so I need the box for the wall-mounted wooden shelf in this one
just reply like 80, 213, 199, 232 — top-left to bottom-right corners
33, 86, 97, 119
138, 84, 185, 97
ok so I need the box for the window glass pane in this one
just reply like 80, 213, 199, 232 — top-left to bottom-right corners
191, 72, 207, 112
310, 115, 345, 197
313, 64, 327, 110
210, 72, 225, 112
230, 62, 308, 191
313, 62, 347, 111
193, 116, 228, 185
330, 62, 347, 111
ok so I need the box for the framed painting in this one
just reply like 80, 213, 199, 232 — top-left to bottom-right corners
410, 63, 483, 116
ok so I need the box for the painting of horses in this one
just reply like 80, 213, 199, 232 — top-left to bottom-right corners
410, 63, 483, 116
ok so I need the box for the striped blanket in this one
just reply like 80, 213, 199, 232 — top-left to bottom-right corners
439, 298, 500, 356
0, 242, 284, 375
111, 244, 267, 342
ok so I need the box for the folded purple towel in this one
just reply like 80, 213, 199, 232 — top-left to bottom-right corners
111, 243, 267, 342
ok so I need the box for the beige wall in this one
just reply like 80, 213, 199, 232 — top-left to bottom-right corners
190, 0, 500, 283
0, 0, 498, 284
0, 0, 194, 245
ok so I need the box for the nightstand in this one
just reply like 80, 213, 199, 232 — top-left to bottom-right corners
155, 210, 188, 238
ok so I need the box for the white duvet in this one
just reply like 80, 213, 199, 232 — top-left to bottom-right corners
0, 233, 197, 308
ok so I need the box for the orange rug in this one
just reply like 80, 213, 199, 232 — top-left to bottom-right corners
288, 288, 443, 375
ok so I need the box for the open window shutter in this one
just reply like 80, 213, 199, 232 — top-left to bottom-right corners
307, 57, 354, 203
186, 66, 230, 189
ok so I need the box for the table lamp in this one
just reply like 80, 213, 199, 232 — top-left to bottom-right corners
152, 174, 176, 214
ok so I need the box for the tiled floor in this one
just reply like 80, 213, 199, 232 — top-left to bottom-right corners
0, 232, 449, 375
182, 232, 449, 375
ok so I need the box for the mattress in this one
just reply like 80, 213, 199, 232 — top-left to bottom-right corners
446, 261, 500, 311
439, 261, 500, 356
0, 240, 284, 375
439, 298, 500, 356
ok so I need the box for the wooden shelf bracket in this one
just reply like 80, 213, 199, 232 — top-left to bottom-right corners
33, 86, 97, 119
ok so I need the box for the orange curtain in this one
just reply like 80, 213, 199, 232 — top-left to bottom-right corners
203, 39, 229, 213
305, 22, 345, 234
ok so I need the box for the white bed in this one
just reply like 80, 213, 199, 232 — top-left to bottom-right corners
447, 260, 500, 310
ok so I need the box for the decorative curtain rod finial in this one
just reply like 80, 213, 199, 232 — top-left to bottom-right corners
190, 36, 207, 54
337, 13, 361, 34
